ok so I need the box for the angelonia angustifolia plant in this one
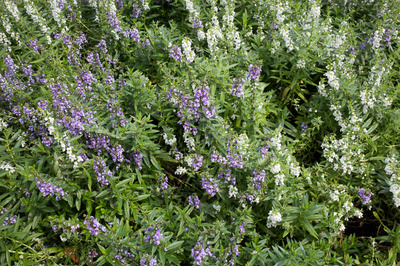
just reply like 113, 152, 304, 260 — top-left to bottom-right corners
1, 0, 400, 265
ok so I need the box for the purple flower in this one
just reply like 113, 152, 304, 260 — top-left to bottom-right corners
106, 11, 122, 32
234, 244, 240, 256
35, 178, 68, 200
93, 159, 111, 186
27, 39, 42, 54
149, 258, 158, 266
189, 195, 200, 209
202, 178, 219, 197
231, 78, 245, 98
193, 18, 202, 28
132, 4, 142, 18
142, 39, 150, 47
160, 176, 168, 190
169, 46, 182, 61
301, 122, 308, 133
153, 230, 163, 245
123, 28, 140, 42
238, 222, 245, 234
84, 216, 107, 236
192, 156, 203, 171
97, 40, 107, 54
258, 145, 269, 158
74, 34, 87, 49
358, 188, 373, 205
116, 0, 124, 9
211, 152, 218, 162
246, 64, 262, 81
133, 152, 143, 170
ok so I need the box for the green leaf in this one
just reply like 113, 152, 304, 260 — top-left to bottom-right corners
165, 254, 180, 265
300, 217, 318, 238
30, 58, 45, 64
124, 201, 130, 220
96, 190, 109, 198
166, 241, 184, 252
132, 194, 150, 202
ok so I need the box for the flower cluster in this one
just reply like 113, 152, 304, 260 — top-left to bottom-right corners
144, 225, 164, 246
114, 248, 135, 265
169, 46, 182, 61
267, 209, 282, 228
167, 85, 216, 134
0, 161, 15, 174
182, 38, 195, 63
35, 178, 68, 200
84, 216, 107, 236
93, 159, 112, 186
358, 188, 373, 205
1, 208, 17, 226
189, 195, 200, 209
191, 241, 213, 265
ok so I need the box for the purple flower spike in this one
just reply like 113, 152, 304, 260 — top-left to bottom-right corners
358, 188, 373, 205
169, 46, 182, 61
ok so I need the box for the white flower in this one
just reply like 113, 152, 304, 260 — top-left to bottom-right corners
213, 205, 221, 212
175, 167, 187, 175
290, 164, 300, 177
5, 0, 20, 21
275, 174, 284, 186
0, 161, 15, 174
163, 133, 177, 146
182, 38, 195, 63
270, 163, 281, 174
267, 209, 282, 228
329, 190, 339, 202
354, 209, 363, 219
343, 201, 353, 213
339, 223, 345, 232
228, 185, 238, 198
296, 59, 305, 69
197, 30, 205, 40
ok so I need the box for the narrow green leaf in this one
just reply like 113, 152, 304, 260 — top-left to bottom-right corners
124, 201, 130, 220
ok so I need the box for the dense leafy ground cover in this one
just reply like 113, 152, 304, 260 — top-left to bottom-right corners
1, 0, 400, 265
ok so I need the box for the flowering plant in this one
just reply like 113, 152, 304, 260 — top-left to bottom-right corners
0, 0, 400, 265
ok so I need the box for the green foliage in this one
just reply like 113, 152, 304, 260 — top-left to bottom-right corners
0, 0, 400, 264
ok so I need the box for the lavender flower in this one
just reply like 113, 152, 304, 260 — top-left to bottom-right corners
153, 230, 163, 245
188, 195, 200, 209
93, 159, 112, 186
159, 176, 168, 190
149, 258, 158, 266
246, 64, 262, 81
3, 215, 17, 226
97, 40, 107, 54
106, 12, 122, 32
192, 156, 203, 171
238, 222, 245, 234
231, 78, 245, 98
142, 39, 150, 47
301, 122, 308, 133
202, 178, 219, 197
193, 18, 202, 28
133, 152, 143, 170
27, 39, 42, 53
35, 178, 68, 200
84, 216, 107, 236
132, 4, 142, 18
258, 145, 269, 158
358, 188, 373, 205
169, 46, 182, 61
123, 28, 140, 42
191, 241, 212, 265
